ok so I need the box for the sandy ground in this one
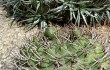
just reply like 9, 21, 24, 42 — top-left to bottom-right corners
0, 7, 38, 70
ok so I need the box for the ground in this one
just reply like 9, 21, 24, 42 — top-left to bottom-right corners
0, 7, 38, 70
0, 7, 110, 70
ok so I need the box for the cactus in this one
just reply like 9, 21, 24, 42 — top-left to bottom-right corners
18, 29, 110, 70
44, 25, 57, 39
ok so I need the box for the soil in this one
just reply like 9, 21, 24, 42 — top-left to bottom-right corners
0, 7, 38, 70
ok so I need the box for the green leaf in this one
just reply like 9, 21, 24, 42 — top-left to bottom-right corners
75, 9, 80, 26
49, 5, 66, 14
40, 20, 47, 29
94, 13, 100, 23
81, 10, 88, 25
25, 18, 40, 31
69, 5, 76, 20
84, 10, 94, 17
106, 11, 110, 20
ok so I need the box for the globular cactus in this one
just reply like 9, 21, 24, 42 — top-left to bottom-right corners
18, 28, 110, 70
44, 25, 57, 39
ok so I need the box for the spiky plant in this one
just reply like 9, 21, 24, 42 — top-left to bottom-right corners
17, 28, 110, 70
49, 0, 110, 25
1, 0, 110, 29
1, 0, 50, 30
